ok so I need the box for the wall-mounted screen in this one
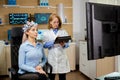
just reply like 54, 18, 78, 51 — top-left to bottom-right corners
9, 13, 28, 24
86, 2, 120, 60
34, 13, 51, 24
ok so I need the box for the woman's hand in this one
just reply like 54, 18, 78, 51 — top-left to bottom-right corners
59, 41, 65, 47
36, 66, 46, 75
35, 66, 42, 70
37, 69, 46, 75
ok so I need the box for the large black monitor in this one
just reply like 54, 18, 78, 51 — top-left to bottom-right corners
86, 2, 120, 60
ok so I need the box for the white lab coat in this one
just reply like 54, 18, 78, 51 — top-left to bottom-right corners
43, 29, 70, 73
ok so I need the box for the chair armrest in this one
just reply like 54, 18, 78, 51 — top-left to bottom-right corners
43, 62, 52, 74
8, 68, 17, 75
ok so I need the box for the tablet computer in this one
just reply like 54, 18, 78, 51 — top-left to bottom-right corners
54, 36, 71, 44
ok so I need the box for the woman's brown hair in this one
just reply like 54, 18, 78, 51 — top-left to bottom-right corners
48, 13, 62, 29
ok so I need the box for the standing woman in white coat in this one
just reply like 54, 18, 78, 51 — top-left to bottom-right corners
43, 13, 70, 80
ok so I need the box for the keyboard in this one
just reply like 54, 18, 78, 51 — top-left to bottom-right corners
104, 76, 120, 80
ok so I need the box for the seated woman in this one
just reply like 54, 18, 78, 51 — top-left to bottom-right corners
18, 21, 47, 80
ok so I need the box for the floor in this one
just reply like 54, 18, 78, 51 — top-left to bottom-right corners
0, 70, 91, 80
60, 70, 91, 80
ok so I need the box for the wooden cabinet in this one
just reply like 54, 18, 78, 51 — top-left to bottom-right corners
0, 43, 7, 75
5, 45, 11, 75
79, 41, 96, 79
65, 42, 76, 71
0, 41, 11, 75
79, 41, 115, 80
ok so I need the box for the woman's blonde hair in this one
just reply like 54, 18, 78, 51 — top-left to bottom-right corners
22, 33, 28, 43
48, 13, 62, 29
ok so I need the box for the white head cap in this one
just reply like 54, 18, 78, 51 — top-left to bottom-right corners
22, 21, 38, 32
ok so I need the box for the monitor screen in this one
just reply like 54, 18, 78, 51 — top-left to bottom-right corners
86, 2, 120, 60
117, 6, 120, 23
9, 13, 28, 24
94, 4, 116, 21
34, 13, 51, 24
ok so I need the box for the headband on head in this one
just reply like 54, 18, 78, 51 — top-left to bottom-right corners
22, 21, 38, 32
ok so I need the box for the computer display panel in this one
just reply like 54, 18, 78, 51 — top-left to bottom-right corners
9, 13, 28, 24
86, 2, 120, 60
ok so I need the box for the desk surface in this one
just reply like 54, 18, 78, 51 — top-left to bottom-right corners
96, 72, 120, 80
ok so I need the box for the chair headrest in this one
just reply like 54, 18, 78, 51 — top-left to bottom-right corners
11, 27, 23, 37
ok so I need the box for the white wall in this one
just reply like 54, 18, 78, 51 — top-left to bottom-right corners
73, 0, 88, 65
73, 0, 88, 41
